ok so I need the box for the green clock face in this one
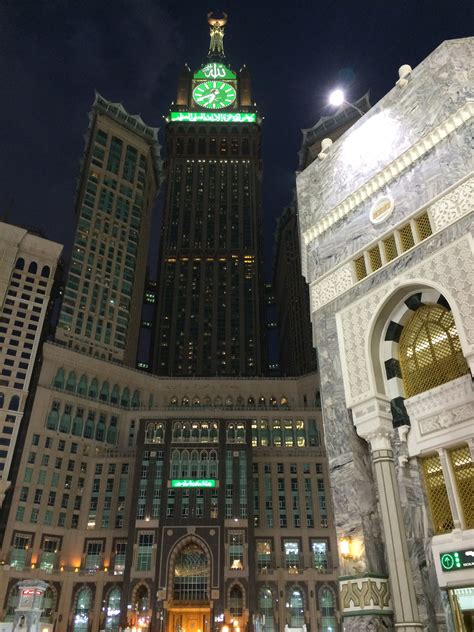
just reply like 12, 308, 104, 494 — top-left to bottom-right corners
193, 81, 236, 110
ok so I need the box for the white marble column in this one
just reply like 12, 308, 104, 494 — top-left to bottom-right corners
352, 396, 423, 632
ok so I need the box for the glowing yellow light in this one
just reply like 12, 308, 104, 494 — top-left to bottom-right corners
340, 537, 352, 559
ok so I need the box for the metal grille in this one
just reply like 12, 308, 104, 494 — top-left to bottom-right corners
399, 223, 415, 251
422, 454, 454, 534
415, 212, 432, 241
449, 445, 474, 529
368, 246, 382, 272
383, 234, 398, 262
399, 304, 469, 397
354, 255, 367, 281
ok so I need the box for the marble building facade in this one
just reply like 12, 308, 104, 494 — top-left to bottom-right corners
297, 37, 473, 631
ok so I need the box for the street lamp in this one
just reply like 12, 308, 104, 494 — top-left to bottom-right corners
328, 89, 364, 117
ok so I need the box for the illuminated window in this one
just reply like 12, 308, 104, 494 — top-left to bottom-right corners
421, 454, 454, 534
449, 445, 474, 529
399, 304, 468, 397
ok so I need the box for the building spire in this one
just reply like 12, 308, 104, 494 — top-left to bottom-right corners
207, 12, 227, 59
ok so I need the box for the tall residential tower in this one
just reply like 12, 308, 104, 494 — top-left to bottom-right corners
56, 94, 160, 367
152, 14, 265, 376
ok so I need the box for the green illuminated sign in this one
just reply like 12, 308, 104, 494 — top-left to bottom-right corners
440, 549, 474, 572
170, 111, 256, 124
194, 63, 236, 80
171, 479, 216, 488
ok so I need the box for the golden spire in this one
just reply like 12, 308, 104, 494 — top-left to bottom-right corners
207, 12, 228, 59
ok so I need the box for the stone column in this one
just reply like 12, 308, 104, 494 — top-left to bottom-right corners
352, 397, 423, 632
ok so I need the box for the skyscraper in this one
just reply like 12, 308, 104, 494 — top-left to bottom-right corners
56, 94, 161, 367
0, 222, 62, 506
152, 14, 265, 377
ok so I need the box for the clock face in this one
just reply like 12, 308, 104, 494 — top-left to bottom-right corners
193, 81, 236, 110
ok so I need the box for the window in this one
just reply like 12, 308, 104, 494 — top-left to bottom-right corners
312, 539, 329, 570
319, 587, 336, 632
256, 539, 272, 570
289, 588, 304, 627
173, 544, 209, 601
284, 540, 300, 572
399, 304, 468, 397
136, 533, 153, 571
229, 532, 244, 569
229, 585, 243, 616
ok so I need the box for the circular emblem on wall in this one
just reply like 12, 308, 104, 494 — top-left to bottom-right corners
167, 529, 174, 536
370, 195, 394, 224
209, 529, 216, 536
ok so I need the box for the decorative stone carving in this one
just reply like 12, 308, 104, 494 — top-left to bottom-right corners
339, 575, 392, 614
405, 374, 474, 456
337, 235, 474, 407
309, 263, 354, 312
429, 176, 473, 232
308, 175, 473, 312
300, 103, 474, 247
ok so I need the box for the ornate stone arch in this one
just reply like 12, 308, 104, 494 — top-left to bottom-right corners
165, 534, 213, 600
367, 283, 469, 425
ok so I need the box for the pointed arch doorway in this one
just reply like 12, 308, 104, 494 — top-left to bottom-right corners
166, 541, 212, 632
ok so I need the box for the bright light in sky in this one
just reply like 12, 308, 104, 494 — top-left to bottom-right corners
329, 89, 344, 106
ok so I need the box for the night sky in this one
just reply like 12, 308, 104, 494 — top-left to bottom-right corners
1, 0, 472, 277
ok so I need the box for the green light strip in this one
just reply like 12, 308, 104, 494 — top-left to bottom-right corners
170, 111, 257, 124
171, 479, 216, 488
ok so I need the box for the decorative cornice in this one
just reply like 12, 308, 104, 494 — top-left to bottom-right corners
302, 101, 473, 248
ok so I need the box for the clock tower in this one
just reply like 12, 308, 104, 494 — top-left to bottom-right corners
153, 13, 265, 376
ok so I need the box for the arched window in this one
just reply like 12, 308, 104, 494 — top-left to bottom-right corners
28, 261, 38, 274
8, 395, 19, 411
53, 368, 65, 389
120, 387, 130, 407
73, 587, 93, 632
227, 424, 236, 442
229, 585, 243, 616
319, 586, 336, 632
66, 371, 77, 392
191, 423, 199, 440
6, 583, 20, 617
41, 265, 51, 278
134, 584, 150, 618
41, 586, 57, 621
236, 423, 245, 443
192, 396, 201, 407
210, 423, 218, 442
131, 390, 140, 409
247, 396, 255, 408
170, 396, 178, 407
106, 422, 117, 445
200, 423, 209, 442
258, 588, 274, 632
225, 395, 233, 408
96, 417, 106, 441
72, 414, 84, 437
88, 378, 99, 399
111, 384, 120, 404
183, 423, 191, 440
214, 396, 222, 407
399, 304, 468, 397
100, 381, 110, 402
289, 588, 304, 626
15, 258, 25, 270
280, 396, 289, 408
270, 396, 277, 408
181, 450, 189, 477
173, 423, 182, 441
203, 396, 212, 407
182, 395, 190, 407
236, 396, 244, 408
258, 396, 266, 408
105, 586, 121, 632
173, 544, 209, 600
77, 374, 88, 396
59, 409, 71, 434
84, 417, 95, 439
